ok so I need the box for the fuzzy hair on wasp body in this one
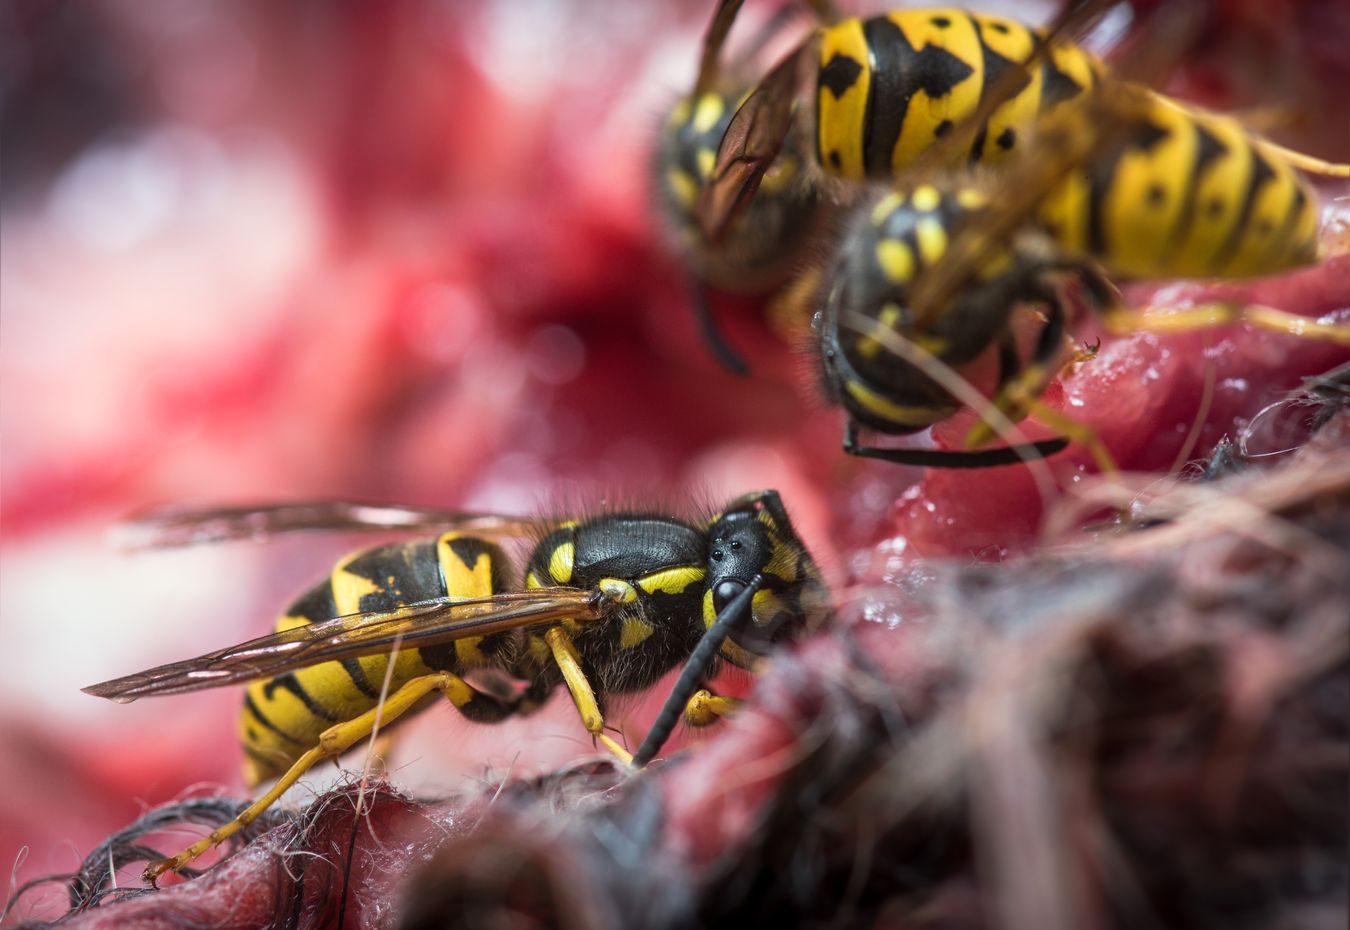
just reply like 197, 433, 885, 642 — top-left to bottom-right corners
86, 490, 830, 883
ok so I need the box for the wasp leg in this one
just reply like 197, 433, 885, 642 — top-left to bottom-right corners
543, 627, 633, 764
143, 671, 506, 884
684, 689, 741, 727
965, 287, 1069, 450
1103, 302, 1350, 347
843, 420, 1070, 469
690, 278, 750, 376
1026, 400, 1118, 475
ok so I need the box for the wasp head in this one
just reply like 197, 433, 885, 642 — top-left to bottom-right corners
704, 489, 829, 667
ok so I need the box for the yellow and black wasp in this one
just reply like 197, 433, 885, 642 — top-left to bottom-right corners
698, 2, 1109, 244
687, 0, 1349, 468
654, 0, 827, 373
662, 0, 1112, 373
86, 490, 830, 882
803, 4, 1350, 469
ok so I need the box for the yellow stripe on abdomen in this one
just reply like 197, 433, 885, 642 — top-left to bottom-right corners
817, 19, 871, 180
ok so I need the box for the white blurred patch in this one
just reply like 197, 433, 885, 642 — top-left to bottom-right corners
0, 523, 266, 723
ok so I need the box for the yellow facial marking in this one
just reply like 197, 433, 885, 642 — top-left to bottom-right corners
752, 589, 784, 623
912, 185, 941, 212
619, 617, 655, 649
692, 93, 726, 135
877, 239, 916, 284
525, 571, 543, 589
637, 566, 705, 596
718, 636, 759, 669
598, 578, 638, 604
915, 217, 948, 264
666, 168, 698, 209
548, 542, 575, 585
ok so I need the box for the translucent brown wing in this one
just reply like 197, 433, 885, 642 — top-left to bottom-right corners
110, 500, 543, 551
82, 587, 602, 702
699, 37, 816, 242
906, 1, 1207, 328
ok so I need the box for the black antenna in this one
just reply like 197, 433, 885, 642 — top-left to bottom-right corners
632, 573, 764, 767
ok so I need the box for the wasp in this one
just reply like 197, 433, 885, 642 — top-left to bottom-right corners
86, 490, 830, 882
813, 17, 1350, 470
698, 3, 1109, 244
654, 0, 827, 373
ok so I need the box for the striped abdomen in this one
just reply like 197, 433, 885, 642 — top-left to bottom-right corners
1037, 88, 1322, 279
816, 8, 1101, 180
238, 533, 511, 785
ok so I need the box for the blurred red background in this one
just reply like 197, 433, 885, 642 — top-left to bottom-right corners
2, 0, 1346, 922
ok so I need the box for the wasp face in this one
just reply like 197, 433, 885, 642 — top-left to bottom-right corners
705, 490, 828, 667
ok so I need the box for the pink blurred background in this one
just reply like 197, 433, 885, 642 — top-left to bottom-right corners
2, 0, 1347, 922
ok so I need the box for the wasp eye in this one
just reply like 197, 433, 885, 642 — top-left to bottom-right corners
712, 578, 747, 614
711, 549, 724, 561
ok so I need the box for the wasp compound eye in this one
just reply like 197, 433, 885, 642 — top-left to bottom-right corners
713, 578, 748, 615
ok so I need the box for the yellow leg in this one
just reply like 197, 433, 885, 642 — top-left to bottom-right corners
1026, 400, 1119, 476
1104, 303, 1350, 347
544, 627, 633, 764
144, 671, 478, 884
964, 362, 1055, 450
684, 689, 740, 727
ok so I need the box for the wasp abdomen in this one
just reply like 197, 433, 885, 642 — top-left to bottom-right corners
238, 534, 511, 785
1037, 89, 1322, 280
817, 9, 1101, 180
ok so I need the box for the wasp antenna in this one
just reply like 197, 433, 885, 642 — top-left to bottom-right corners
690, 277, 750, 376
633, 573, 764, 768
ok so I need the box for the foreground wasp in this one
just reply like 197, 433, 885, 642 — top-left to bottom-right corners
86, 491, 830, 882
812, 16, 1350, 469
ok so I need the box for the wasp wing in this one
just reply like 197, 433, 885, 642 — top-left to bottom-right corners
82, 587, 602, 702
699, 38, 815, 243
111, 500, 544, 551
